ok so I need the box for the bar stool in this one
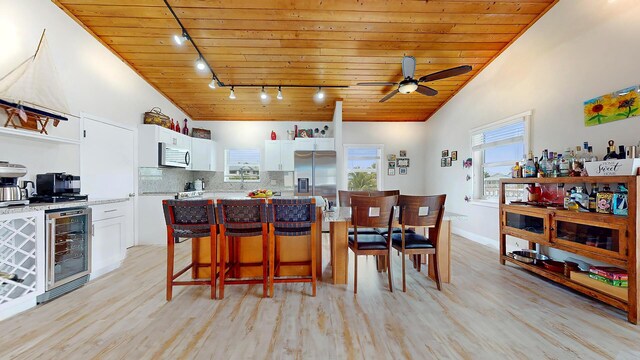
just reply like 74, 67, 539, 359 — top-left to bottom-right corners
162, 199, 217, 300
392, 194, 446, 292
267, 198, 318, 297
349, 195, 398, 294
216, 199, 269, 299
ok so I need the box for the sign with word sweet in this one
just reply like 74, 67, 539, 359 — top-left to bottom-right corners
585, 159, 640, 176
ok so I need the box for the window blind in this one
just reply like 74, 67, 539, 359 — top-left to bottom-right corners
471, 120, 525, 151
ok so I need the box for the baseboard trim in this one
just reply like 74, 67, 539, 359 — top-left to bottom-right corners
451, 227, 499, 249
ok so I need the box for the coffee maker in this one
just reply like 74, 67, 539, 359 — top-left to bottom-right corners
0, 161, 30, 207
30, 173, 87, 203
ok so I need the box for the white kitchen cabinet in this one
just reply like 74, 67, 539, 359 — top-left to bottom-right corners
191, 138, 217, 171
138, 124, 192, 168
90, 203, 128, 279
265, 140, 295, 171
294, 138, 335, 151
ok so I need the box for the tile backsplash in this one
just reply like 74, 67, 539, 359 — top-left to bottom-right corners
139, 168, 294, 193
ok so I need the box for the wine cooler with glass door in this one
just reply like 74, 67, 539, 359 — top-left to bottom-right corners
37, 207, 92, 303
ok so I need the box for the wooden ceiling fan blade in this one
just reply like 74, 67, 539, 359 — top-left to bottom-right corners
356, 82, 398, 86
416, 85, 438, 96
402, 56, 416, 79
379, 89, 399, 103
418, 65, 472, 83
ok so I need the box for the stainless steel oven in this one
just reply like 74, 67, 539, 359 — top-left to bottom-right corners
45, 207, 92, 291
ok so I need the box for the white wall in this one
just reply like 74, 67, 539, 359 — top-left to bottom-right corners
423, 0, 640, 245
0, 0, 189, 182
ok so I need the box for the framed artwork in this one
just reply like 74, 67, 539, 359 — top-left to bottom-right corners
399, 167, 407, 175
399, 150, 407, 157
451, 151, 458, 161
441, 150, 449, 157
388, 161, 396, 169
387, 154, 397, 161
441, 158, 446, 167
445, 157, 452, 167
297, 129, 313, 138
388, 168, 395, 176
397, 158, 410, 167
584, 85, 639, 127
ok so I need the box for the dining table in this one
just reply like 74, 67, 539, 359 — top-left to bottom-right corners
324, 207, 467, 285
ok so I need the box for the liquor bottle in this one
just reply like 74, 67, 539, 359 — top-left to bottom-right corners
523, 151, 536, 178
175, 121, 181, 133
559, 153, 570, 177
618, 145, 626, 159
603, 140, 618, 160
534, 156, 539, 177
563, 189, 571, 209
575, 146, 584, 169
170, 118, 175, 131
588, 146, 598, 162
182, 119, 189, 136
589, 184, 599, 212
539, 150, 550, 177
512, 162, 522, 178
563, 148, 575, 173
553, 153, 561, 177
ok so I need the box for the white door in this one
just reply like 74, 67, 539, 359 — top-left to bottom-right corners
81, 115, 136, 248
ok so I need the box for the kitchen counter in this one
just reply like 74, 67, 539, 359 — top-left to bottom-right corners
139, 190, 295, 196
0, 198, 130, 215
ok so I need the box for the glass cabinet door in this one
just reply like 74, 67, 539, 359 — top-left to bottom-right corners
501, 207, 550, 244
551, 215, 627, 260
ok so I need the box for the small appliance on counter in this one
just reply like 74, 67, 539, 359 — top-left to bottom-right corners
30, 173, 88, 204
0, 161, 30, 207
175, 190, 204, 200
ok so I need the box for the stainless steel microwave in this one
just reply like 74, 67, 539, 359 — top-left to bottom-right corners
158, 142, 190, 168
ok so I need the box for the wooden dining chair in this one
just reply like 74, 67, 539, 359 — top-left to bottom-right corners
349, 195, 398, 294
216, 199, 269, 299
392, 195, 446, 292
162, 199, 217, 300
338, 190, 378, 235
267, 198, 318, 297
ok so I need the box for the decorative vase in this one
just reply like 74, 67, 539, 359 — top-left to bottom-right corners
271, 130, 276, 140
175, 121, 180, 133
182, 119, 189, 135
170, 118, 175, 131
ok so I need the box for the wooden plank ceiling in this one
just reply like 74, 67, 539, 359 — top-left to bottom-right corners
53, 0, 557, 121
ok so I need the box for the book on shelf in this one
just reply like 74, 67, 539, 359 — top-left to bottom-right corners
570, 272, 628, 301
588, 266, 628, 281
588, 273, 628, 287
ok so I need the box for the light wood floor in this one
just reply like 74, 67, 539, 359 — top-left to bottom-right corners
1, 235, 640, 360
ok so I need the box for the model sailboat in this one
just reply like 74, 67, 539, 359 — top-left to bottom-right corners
0, 30, 71, 134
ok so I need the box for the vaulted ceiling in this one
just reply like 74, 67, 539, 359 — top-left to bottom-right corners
53, 0, 557, 121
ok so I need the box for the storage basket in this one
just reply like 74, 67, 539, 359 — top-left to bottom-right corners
143, 107, 171, 128
192, 127, 211, 139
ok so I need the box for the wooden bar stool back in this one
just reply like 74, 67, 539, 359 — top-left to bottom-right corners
349, 195, 398, 294
393, 194, 446, 292
162, 199, 217, 300
267, 198, 318, 297
216, 199, 269, 299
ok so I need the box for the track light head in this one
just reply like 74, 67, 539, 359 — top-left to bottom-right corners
315, 87, 325, 100
208, 77, 217, 89
195, 57, 206, 71
260, 86, 268, 100
277, 87, 283, 100
173, 31, 188, 46
229, 87, 236, 99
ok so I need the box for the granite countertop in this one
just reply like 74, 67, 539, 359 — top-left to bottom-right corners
0, 198, 130, 215
323, 207, 467, 222
139, 190, 295, 196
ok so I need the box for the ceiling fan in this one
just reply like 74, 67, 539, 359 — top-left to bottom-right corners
357, 56, 472, 102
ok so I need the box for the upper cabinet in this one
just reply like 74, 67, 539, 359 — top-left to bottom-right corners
139, 125, 216, 171
294, 138, 335, 151
191, 138, 217, 171
265, 140, 295, 171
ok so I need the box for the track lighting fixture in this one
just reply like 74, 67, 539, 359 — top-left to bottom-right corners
195, 57, 206, 71
173, 31, 188, 46
260, 87, 268, 100
315, 87, 325, 100
229, 87, 236, 99
208, 77, 217, 89
276, 87, 283, 100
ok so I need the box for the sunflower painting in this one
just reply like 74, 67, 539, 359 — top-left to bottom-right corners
584, 85, 640, 126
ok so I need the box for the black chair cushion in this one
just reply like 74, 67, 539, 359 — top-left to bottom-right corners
391, 232, 434, 249
376, 227, 415, 236
349, 227, 379, 235
348, 234, 388, 250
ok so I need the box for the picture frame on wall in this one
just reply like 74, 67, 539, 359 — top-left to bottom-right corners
397, 158, 410, 167
387, 154, 397, 161
388, 168, 395, 176
399, 167, 407, 175
441, 158, 446, 167
445, 157, 452, 167
388, 161, 396, 169
451, 151, 458, 161
399, 150, 407, 157
441, 150, 449, 157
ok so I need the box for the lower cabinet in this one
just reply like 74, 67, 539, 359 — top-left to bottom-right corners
90, 203, 128, 279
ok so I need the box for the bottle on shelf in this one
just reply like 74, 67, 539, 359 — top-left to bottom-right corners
523, 151, 536, 178
588, 146, 598, 162
553, 153, 561, 177
512, 162, 522, 178
175, 121, 181, 133
589, 184, 599, 212
170, 118, 175, 131
613, 184, 629, 216
534, 156, 540, 177
182, 119, 189, 136
563, 189, 572, 209
603, 140, 618, 160
559, 152, 570, 177
539, 150, 550, 177
618, 145, 626, 159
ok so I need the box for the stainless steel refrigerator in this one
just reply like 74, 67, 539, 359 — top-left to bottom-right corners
294, 150, 337, 209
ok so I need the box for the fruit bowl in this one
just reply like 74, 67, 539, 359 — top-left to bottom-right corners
247, 189, 273, 198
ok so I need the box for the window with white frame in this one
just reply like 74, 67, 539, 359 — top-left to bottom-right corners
224, 149, 261, 182
344, 145, 383, 191
471, 112, 530, 200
